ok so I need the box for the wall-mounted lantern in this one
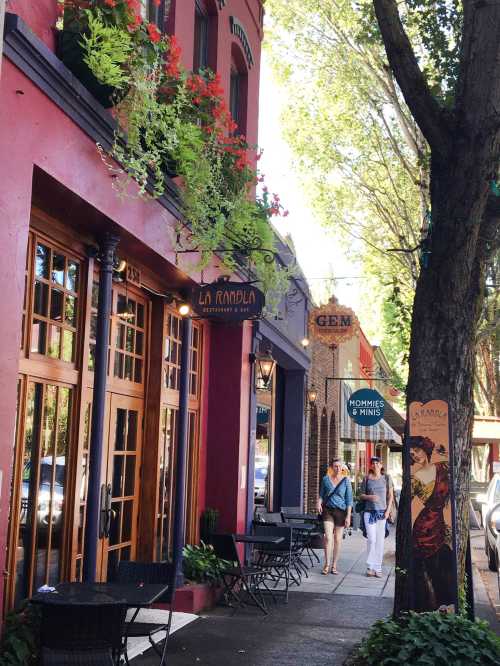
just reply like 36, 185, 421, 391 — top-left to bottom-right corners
250, 349, 276, 391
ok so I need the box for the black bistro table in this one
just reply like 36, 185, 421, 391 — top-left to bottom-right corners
234, 534, 285, 545
32, 582, 171, 665
32, 581, 170, 607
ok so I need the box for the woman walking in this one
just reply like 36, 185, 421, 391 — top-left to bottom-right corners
360, 456, 394, 578
318, 458, 353, 575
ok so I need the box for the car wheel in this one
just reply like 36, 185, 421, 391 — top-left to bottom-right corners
487, 542, 497, 572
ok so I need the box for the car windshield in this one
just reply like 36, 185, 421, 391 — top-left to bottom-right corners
255, 467, 268, 481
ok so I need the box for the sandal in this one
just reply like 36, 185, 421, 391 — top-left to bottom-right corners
330, 568, 339, 575
322, 566, 329, 575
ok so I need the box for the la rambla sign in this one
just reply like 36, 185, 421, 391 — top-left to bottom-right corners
347, 388, 385, 426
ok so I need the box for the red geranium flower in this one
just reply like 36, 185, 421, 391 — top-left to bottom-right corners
147, 22, 161, 43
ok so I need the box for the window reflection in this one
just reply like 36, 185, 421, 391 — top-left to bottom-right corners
15, 382, 71, 605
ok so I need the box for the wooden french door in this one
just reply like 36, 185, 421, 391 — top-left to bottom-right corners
97, 393, 143, 581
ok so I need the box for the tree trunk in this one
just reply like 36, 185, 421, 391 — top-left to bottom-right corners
394, 154, 487, 613
372, 0, 500, 615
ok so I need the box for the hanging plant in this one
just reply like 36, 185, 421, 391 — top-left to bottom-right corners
56, 1, 290, 293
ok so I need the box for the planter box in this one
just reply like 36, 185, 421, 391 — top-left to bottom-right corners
153, 582, 223, 614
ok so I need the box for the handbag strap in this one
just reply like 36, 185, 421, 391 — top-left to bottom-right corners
325, 476, 347, 504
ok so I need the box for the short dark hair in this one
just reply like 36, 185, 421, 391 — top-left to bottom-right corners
329, 458, 341, 467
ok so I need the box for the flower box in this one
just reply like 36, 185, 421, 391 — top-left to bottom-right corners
153, 582, 223, 614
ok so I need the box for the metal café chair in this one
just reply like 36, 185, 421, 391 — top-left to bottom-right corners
281, 510, 322, 566
116, 561, 173, 665
211, 533, 268, 615
39, 599, 127, 665
252, 523, 297, 602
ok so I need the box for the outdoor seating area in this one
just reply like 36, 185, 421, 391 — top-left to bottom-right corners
211, 510, 322, 614
26, 512, 322, 664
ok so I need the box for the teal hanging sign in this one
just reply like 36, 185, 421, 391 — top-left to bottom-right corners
347, 388, 385, 426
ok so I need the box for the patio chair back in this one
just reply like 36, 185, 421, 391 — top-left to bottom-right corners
116, 560, 173, 603
281, 506, 301, 514
211, 533, 240, 568
40, 600, 127, 653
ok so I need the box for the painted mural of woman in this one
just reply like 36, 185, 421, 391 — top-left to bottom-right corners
409, 435, 455, 611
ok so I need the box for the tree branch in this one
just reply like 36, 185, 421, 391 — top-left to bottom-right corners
372, 0, 451, 157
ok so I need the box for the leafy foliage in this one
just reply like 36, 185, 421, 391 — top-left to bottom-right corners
59, 0, 289, 293
348, 611, 500, 665
81, 11, 132, 88
182, 542, 232, 584
0, 603, 40, 665
266, 0, 423, 366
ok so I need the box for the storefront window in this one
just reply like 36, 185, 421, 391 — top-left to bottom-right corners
255, 405, 271, 507
14, 381, 72, 605
156, 407, 177, 561
31, 242, 80, 362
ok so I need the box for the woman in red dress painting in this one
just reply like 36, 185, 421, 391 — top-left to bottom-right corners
409, 436, 455, 611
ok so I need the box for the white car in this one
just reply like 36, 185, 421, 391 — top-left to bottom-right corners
478, 473, 500, 570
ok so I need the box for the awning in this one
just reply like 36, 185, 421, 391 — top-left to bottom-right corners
473, 417, 500, 443
340, 382, 402, 445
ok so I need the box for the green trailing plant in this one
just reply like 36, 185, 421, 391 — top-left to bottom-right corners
81, 11, 132, 88
346, 611, 500, 666
57, 1, 289, 293
0, 602, 40, 665
182, 542, 231, 584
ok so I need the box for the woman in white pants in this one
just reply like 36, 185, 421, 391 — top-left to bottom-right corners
360, 457, 394, 577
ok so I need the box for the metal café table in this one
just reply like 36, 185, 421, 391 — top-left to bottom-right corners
32, 582, 171, 665
234, 534, 285, 545
31, 581, 170, 607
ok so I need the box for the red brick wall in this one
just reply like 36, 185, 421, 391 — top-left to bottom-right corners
303, 339, 340, 511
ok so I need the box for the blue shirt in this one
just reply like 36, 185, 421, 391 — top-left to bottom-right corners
319, 475, 353, 511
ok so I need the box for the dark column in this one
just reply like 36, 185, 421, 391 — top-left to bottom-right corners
171, 316, 192, 588
280, 370, 306, 508
83, 233, 119, 582
245, 325, 260, 533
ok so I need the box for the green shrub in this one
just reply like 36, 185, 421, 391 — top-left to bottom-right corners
182, 542, 231, 584
0, 602, 40, 665
348, 611, 500, 666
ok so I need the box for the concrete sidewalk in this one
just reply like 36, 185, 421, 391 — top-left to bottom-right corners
133, 530, 395, 666
131, 529, 499, 665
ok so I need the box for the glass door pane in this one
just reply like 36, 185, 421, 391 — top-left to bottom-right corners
103, 396, 142, 581
15, 381, 72, 605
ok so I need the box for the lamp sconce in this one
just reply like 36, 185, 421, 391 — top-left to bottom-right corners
163, 292, 191, 317
305, 385, 318, 412
249, 348, 276, 391
301, 337, 310, 349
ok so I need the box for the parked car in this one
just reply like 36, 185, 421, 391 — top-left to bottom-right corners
254, 465, 268, 505
20, 456, 65, 531
478, 473, 500, 570
495, 511, 500, 597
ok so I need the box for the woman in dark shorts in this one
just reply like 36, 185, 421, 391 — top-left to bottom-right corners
318, 459, 353, 574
